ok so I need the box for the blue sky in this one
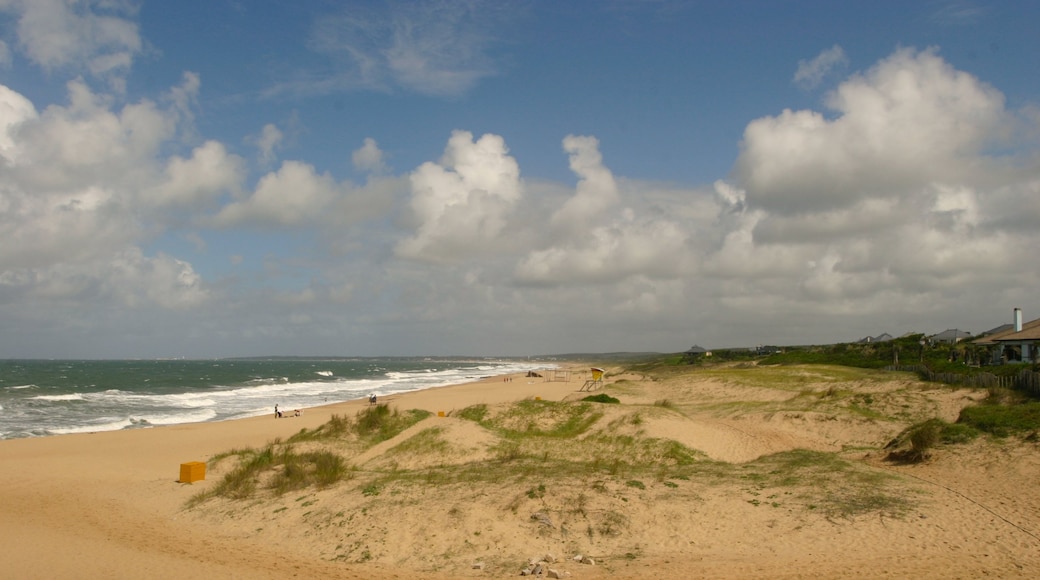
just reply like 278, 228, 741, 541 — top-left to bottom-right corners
1, 0, 1039, 358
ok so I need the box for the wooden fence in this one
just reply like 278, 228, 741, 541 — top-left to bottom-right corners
884, 365, 1040, 396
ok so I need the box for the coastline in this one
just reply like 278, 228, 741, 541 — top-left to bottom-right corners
0, 366, 591, 579
5, 362, 1040, 579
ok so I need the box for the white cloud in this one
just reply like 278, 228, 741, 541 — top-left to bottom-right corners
0, 0, 142, 89
514, 137, 698, 286
396, 130, 522, 262
0, 248, 208, 311
210, 160, 342, 228
0, 83, 38, 160
352, 137, 387, 174
147, 140, 245, 210
207, 157, 400, 230
0, 76, 223, 316
549, 135, 621, 230
12, 80, 174, 191
793, 44, 848, 90
515, 210, 692, 285
106, 248, 208, 309
0, 81, 177, 270
709, 46, 1040, 336
250, 123, 283, 168
737, 47, 1009, 216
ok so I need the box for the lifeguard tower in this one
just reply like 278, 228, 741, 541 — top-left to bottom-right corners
579, 367, 605, 392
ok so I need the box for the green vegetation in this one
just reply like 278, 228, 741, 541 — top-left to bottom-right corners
958, 401, 1040, 437
187, 445, 349, 507
462, 399, 603, 439
188, 404, 429, 506
886, 397, 1040, 463
671, 333, 1040, 383
581, 393, 620, 404
740, 450, 912, 519
191, 362, 982, 523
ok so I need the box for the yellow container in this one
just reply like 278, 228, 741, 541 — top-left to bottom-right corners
437, 411, 445, 417
179, 461, 206, 483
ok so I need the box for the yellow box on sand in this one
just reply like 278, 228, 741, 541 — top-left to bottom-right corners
179, 461, 206, 483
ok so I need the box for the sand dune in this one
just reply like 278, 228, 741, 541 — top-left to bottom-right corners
2, 364, 1038, 579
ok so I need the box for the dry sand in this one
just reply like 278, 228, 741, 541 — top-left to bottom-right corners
2, 364, 1039, 579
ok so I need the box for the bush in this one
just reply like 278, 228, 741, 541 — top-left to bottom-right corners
886, 419, 943, 463
958, 402, 1040, 437
908, 420, 940, 459
582, 393, 620, 404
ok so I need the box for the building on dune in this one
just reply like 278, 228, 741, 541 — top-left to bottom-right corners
929, 329, 973, 345
972, 308, 1040, 364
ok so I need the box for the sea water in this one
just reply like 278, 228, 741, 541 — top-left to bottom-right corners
0, 358, 551, 440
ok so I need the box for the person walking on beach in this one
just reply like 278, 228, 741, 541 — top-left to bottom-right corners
275, 404, 282, 418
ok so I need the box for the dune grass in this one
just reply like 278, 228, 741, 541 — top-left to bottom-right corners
886, 397, 1040, 464
190, 366, 930, 522
958, 400, 1040, 437
188, 404, 427, 507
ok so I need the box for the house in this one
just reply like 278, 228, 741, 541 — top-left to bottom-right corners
993, 326, 1040, 363
974, 308, 1040, 364
682, 345, 711, 362
978, 323, 1014, 337
859, 333, 894, 343
929, 329, 973, 344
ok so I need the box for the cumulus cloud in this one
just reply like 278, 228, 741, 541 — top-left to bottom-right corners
147, 140, 245, 210
0, 248, 207, 310
209, 161, 343, 228
207, 158, 399, 230
0, 80, 172, 270
793, 44, 848, 90
396, 130, 522, 262
515, 136, 698, 286
352, 137, 387, 174
0, 76, 221, 313
549, 135, 621, 230
0, 0, 142, 90
713, 45, 1040, 335
737, 47, 1009, 216
250, 123, 283, 168
515, 210, 692, 285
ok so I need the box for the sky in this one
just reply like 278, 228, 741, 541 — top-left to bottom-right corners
1, 0, 1039, 358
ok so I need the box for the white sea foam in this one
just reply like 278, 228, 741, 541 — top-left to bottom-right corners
134, 409, 217, 425
49, 418, 134, 435
2, 359, 556, 440
32, 394, 85, 402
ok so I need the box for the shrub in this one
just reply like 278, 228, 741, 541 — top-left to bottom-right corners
886, 419, 942, 463
958, 401, 1040, 437
939, 422, 979, 444
457, 404, 488, 423
908, 420, 940, 460
582, 393, 620, 404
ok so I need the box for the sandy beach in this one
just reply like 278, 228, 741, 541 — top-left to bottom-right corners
3, 364, 1039, 579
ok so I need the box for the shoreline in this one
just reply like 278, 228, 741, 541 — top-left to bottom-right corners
7, 362, 1035, 579
0, 358, 570, 441
0, 365, 595, 579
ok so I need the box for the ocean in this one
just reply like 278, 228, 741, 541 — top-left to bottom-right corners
0, 358, 552, 440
